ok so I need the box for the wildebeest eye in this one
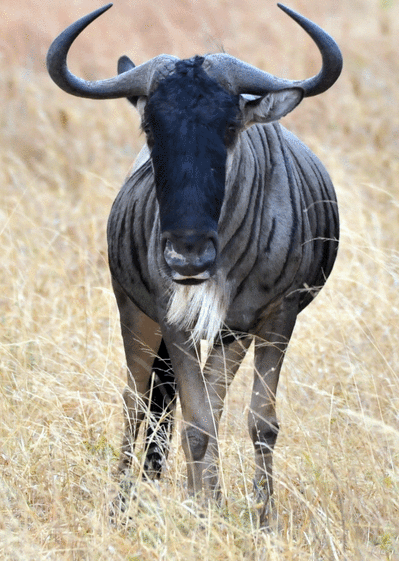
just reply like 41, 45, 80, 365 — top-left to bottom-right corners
142, 125, 152, 136
141, 123, 154, 147
225, 122, 239, 145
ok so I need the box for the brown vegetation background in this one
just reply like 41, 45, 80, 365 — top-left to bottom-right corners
1, 0, 398, 559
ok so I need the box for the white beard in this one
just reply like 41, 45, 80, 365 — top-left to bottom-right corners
166, 276, 229, 345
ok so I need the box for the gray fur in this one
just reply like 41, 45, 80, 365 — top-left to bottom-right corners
108, 123, 338, 334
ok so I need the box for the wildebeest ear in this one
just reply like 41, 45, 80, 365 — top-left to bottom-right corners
118, 55, 135, 74
239, 88, 304, 126
117, 55, 140, 107
135, 96, 147, 122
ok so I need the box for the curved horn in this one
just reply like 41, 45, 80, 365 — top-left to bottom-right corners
204, 4, 342, 98
46, 4, 178, 99
277, 4, 343, 96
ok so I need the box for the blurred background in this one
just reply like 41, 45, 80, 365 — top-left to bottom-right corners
1, 1, 398, 559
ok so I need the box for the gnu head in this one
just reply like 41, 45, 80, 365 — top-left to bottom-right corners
46, 2, 342, 285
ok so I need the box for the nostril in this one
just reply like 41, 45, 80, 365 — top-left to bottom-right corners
164, 239, 186, 266
161, 233, 169, 254
200, 239, 217, 267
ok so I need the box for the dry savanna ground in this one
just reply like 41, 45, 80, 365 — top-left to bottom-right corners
1, 0, 398, 559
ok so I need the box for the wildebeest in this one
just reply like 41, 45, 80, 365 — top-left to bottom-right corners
47, 3, 342, 526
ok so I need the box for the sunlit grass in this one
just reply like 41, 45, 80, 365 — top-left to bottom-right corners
1, 0, 399, 558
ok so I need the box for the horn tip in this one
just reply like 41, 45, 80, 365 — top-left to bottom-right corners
101, 3, 113, 14
277, 4, 294, 16
94, 3, 113, 18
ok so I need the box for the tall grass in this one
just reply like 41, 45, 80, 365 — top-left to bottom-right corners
1, 0, 398, 558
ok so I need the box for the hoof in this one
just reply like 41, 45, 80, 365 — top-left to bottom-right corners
253, 478, 274, 530
108, 474, 137, 524
109, 474, 163, 524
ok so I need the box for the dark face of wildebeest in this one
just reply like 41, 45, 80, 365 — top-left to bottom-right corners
143, 57, 240, 284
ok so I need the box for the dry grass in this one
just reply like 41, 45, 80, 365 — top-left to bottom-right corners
1, 0, 399, 559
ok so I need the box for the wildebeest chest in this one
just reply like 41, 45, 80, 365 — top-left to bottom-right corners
108, 119, 337, 334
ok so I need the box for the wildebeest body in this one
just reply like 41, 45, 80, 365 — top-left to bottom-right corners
46, 3, 342, 527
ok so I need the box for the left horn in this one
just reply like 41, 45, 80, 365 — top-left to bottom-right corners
204, 4, 342, 98
46, 4, 178, 99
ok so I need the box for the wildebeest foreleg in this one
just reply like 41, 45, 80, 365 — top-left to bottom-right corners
201, 337, 252, 501
112, 279, 162, 476
161, 325, 216, 498
143, 339, 177, 479
249, 306, 298, 527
